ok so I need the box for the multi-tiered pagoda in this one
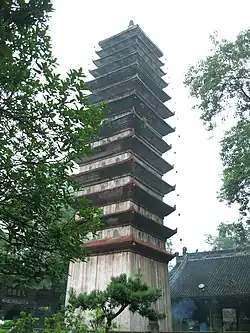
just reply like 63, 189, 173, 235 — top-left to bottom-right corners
66, 22, 177, 332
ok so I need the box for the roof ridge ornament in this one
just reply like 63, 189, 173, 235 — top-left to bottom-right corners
128, 20, 134, 28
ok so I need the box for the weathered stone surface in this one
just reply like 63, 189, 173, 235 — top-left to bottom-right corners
67, 252, 172, 331
79, 152, 131, 173
91, 225, 166, 250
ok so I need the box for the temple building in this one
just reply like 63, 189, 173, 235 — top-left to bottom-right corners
66, 23, 177, 332
0, 284, 64, 323
170, 247, 250, 332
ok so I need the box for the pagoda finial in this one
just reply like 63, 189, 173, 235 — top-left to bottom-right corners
128, 20, 134, 28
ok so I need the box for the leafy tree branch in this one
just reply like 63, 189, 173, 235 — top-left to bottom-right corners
69, 272, 166, 333
184, 29, 250, 220
0, 0, 105, 288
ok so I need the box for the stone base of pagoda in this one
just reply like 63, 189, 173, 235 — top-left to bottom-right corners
66, 240, 173, 332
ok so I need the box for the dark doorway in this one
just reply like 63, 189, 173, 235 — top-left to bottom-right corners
4, 308, 21, 320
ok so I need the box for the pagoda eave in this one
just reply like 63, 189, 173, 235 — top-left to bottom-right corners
73, 158, 174, 197
101, 93, 175, 135
102, 211, 177, 240
85, 235, 174, 263
76, 135, 173, 175
98, 121, 171, 155
108, 91, 174, 120
77, 181, 175, 218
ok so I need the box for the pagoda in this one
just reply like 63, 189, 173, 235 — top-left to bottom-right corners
66, 22, 177, 332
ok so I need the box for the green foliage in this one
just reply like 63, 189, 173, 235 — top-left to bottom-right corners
69, 272, 166, 333
42, 304, 88, 333
0, 320, 13, 332
0, 306, 115, 333
220, 120, 250, 217
0, 0, 105, 288
1, 313, 39, 333
205, 221, 250, 250
184, 29, 250, 219
165, 239, 174, 271
0, 308, 88, 333
165, 239, 173, 252
184, 29, 250, 126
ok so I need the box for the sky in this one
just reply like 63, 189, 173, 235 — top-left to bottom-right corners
49, 0, 250, 253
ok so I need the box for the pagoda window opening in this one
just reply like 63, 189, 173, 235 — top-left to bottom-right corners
113, 229, 119, 237
4, 308, 21, 321
7, 288, 26, 297
106, 230, 111, 238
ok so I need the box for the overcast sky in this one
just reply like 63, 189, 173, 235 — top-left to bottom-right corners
50, 0, 250, 253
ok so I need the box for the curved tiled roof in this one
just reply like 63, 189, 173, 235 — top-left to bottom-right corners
169, 248, 250, 298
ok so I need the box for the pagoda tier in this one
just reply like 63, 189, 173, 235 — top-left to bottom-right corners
76, 134, 173, 176
86, 235, 174, 263
99, 112, 172, 154
76, 178, 176, 218
100, 92, 175, 137
74, 156, 175, 197
91, 200, 176, 245
101, 211, 177, 240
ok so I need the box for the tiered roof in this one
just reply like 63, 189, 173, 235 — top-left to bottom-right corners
169, 248, 250, 298
76, 23, 176, 262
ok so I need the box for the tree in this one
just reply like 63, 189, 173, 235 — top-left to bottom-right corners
184, 29, 250, 221
220, 120, 250, 219
165, 239, 173, 252
205, 221, 250, 250
69, 272, 166, 333
0, 0, 104, 288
